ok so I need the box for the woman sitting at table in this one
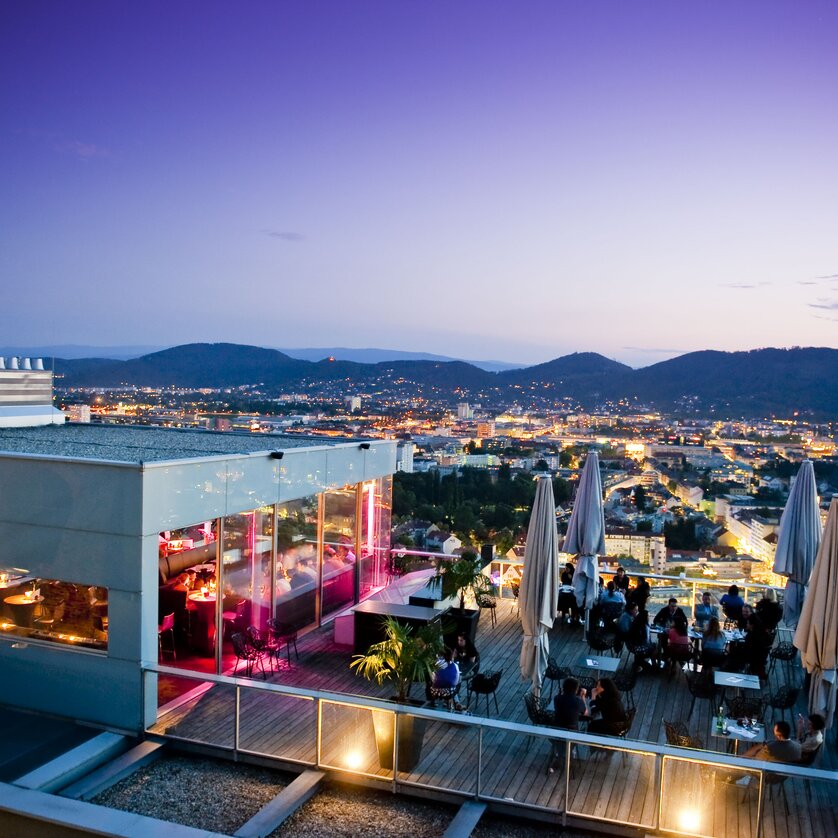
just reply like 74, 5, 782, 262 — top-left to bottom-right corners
628, 608, 657, 670
587, 678, 628, 736
664, 621, 692, 672
451, 631, 478, 676
700, 617, 727, 667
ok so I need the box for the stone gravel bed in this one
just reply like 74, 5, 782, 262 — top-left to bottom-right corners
93, 754, 292, 834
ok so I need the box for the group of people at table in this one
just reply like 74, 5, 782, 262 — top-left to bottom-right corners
561, 563, 783, 678
552, 565, 824, 771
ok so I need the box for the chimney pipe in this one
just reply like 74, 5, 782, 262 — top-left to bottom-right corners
22, 358, 32, 370
9, 357, 19, 370
34, 358, 44, 370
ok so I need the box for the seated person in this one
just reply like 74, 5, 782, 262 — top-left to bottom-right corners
553, 677, 588, 730
694, 591, 719, 629
665, 621, 692, 670
654, 598, 688, 631
725, 614, 770, 676
720, 585, 745, 622
736, 603, 754, 631
742, 720, 801, 763
755, 589, 783, 631
599, 580, 626, 606
587, 678, 628, 736
614, 567, 631, 594
451, 631, 478, 675
627, 608, 657, 669
797, 713, 825, 761
430, 648, 461, 709
700, 617, 727, 666
615, 602, 637, 654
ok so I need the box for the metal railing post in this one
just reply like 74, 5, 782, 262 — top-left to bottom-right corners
755, 771, 765, 838
234, 685, 240, 756
476, 726, 483, 799
563, 740, 571, 827
392, 708, 400, 793
316, 699, 323, 767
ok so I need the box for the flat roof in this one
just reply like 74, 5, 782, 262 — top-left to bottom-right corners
0, 423, 355, 463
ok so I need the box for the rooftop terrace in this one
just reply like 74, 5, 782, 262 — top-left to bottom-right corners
149, 592, 837, 838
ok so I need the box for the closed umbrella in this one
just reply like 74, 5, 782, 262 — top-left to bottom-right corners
773, 460, 821, 629
519, 474, 560, 697
564, 452, 606, 615
794, 498, 837, 729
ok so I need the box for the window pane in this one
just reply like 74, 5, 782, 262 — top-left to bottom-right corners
322, 486, 357, 619
0, 573, 107, 651
223, 508, 273, 636
276, 496, 319, 631
359, 476, 391, 599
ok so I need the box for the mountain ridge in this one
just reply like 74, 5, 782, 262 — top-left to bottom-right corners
53, 343, 838, 418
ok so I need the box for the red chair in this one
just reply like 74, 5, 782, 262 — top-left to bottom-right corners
158, 612, 176, 660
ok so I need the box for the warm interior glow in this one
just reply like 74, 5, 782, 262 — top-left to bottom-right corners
344, 750, 364, 770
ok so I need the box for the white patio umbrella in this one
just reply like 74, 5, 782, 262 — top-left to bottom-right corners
773, 460, 821, 629
794, 498, 838, 729
564, 452, 606, 616
519, 474, 560, 697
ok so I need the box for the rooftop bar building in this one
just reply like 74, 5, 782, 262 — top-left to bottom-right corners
0, 424, 397, 733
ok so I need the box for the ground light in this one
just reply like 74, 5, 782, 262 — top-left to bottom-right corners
344, 750, 364, 770
677, 807, 702, 834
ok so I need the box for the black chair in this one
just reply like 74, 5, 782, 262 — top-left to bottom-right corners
701, 648, 726, 672
768, 641, 797, 682
158, 612, 176, 660
245, 625, 274, 672
544, 656, 570, 702
468, 670, 502, 716
266, 618, 299, 666
477, 594, 497, 627
428, 683, 461, 711
765, 685, 799, 725
613, 667, 637, 710
686, 671, 717, 715
726, 695, 764, 723
664, 720, 692, 747
231, 631, 266, 679
523, 691, 559, 770
587, 629, 616, 657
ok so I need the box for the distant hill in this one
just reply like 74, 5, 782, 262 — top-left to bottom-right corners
277, 346, 522, 372
54, 343, 838, 417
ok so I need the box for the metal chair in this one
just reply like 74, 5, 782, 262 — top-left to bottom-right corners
231, 631, 266, 679
587, 628, 616, 657
613, 667, 637, 710
245, 625, 275, 672
663, 720, 692, 747
686, 671, 717, 716
544, 656, 570, 702
768, 641, 797, 682
158, 612, 176, 660
726, 695, 765, 723
764, 685, 799, 725
266, 618, 299, 666
428, 683, 461, 711
468, 670, 502, 716
477, 594, 497, 627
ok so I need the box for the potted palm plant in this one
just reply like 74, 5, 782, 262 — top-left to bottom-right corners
433, 549, 491, 646
350, 616, 443, 771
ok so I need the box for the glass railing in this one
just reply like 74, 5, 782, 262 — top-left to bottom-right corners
143, 664, 836, 838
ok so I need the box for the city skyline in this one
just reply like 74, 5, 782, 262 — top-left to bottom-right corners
2, 1, 837, 367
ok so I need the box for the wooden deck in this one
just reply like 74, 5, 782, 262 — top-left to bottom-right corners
150, 601, 837, 838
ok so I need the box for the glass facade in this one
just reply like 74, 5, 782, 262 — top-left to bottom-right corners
0, 573, 107, 651
157, 479, 393, 675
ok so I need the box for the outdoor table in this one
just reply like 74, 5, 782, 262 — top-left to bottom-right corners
710, 716, 765, 755
3, 594, 43, 628
576, 654, 620, 675
714, 671, 761, 702
187, 593, 217, 654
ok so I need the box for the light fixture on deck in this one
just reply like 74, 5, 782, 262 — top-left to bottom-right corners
359, 442, 371, 450
344, 750, 364, 770
270, 451, 284, 459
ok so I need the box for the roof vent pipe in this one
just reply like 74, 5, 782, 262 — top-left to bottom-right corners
22, 358, 32, 370
9, 357, 19, 370
0, 357, 5, 370
34, 358, 44, 370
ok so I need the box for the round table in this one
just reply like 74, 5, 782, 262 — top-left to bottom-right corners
4, 594, 44, 628
187, 593, 217, 654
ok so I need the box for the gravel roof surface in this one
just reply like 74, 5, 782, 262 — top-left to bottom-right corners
92, 755, 292, 834
0, 424, 344, 462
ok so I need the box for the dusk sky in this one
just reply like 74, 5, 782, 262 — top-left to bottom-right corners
2, 1, 837, 367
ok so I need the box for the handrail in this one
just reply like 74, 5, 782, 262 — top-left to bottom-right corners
390, 548, 785, 594
143, 662, 836, 783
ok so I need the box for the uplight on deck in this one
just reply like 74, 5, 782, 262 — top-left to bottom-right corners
677, 807, 701, 833
344, 750, 364, 771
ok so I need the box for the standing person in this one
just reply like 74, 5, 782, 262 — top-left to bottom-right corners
694, 591, 719, 629
755, 588, 783, 632
614, 567, 631, 595
628, 576, 651, 610
720, 585, 745, 622
558, 561, 578, 624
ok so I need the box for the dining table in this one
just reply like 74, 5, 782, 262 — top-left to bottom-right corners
4, 593, 44, 628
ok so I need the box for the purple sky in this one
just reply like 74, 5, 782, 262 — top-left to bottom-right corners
2, 1, 837, 367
